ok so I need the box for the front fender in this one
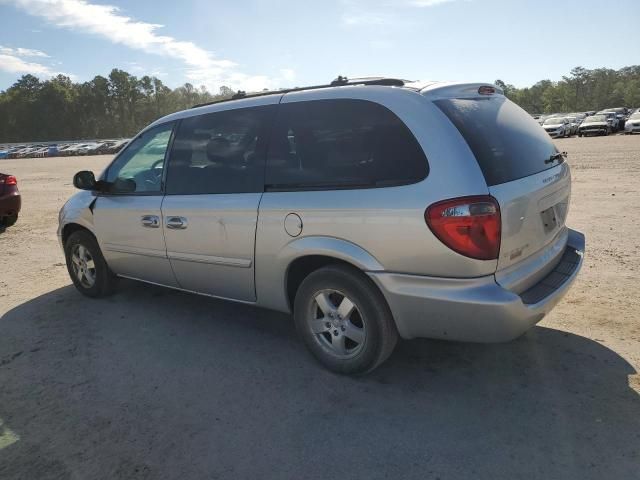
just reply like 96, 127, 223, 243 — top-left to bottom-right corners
57, 191, 97, 249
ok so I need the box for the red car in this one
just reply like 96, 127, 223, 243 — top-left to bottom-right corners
0, 173, 21, 227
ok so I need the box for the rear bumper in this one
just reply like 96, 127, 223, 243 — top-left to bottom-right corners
369, 229, 585, 342
0, 192, 21, 217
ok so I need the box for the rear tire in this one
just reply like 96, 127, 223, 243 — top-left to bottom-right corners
64, 230, 116, 298
1, 214, 18, 227
294, 265, 398, 374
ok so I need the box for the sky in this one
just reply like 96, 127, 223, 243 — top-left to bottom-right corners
0, 0, 639, 93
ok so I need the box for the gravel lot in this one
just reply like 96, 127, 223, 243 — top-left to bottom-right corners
1, 135, 639, 479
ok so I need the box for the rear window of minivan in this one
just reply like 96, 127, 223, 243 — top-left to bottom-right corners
435, 97, 558, 186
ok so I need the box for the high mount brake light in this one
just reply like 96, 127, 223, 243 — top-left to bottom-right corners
425, 196, 501, 260
478, 86, 496, 95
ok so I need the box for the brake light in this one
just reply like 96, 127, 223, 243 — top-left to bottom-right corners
478, 85, 495, 95
425, 196, 501, 260
2, 176, 17, 186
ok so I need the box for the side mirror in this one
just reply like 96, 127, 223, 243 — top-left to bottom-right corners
73, 170, 97, 190
112, 178, 136, 193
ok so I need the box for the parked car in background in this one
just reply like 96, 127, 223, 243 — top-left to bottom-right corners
569, 112, 587, 124
63, 143, 90, 156
597, 111, 619, 131
564, 116, 580, 136
536, 114, 550, 125
105, 139, 129, 153
0, 173, 21, 228
76, 142, 104, 155
624, 111, 640, 134
543, 117, 572, 137
578, 114, 611, 136
604, 107, 628, 130
58, 78, 585, 373
8, 146, 29, 159
31, 146, 50, 158
18, 146, 44, 158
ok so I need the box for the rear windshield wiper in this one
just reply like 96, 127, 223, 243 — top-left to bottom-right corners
545, 151, 567, 164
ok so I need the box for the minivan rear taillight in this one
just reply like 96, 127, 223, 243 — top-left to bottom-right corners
425, 196, 501, 260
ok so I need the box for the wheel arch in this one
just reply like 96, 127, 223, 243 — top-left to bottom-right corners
267, 236, 385, 312
61, 222, 97, 246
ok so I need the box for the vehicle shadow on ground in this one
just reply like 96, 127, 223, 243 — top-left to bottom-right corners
1, 281, 638, 480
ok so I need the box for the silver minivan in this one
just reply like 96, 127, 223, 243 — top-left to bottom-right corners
58, 77, 585, 374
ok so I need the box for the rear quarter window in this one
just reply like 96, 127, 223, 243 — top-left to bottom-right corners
265, 99, 428, 190
435, 97, 558, 186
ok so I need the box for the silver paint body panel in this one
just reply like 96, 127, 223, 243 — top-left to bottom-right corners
93, 195, 178, 287
161, 193, 261, 301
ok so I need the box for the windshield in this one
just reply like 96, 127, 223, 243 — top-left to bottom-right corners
586, 115, 607, 122
544, 117, 565, 125
630, 113, 640, 120
435, 96, 557, 186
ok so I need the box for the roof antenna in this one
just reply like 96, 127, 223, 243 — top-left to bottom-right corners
331, 75, 349, 86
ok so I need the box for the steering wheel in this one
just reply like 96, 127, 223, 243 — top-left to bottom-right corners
137, 158, 165, 189
151, 159, 164, 170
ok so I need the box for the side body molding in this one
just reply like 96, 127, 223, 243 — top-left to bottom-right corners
254, 235, 384, 313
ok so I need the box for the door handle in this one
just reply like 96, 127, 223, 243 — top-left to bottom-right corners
166, 216, 188, 230
141, 215, 160, 228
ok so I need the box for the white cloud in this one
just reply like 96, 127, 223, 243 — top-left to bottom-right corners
0, 53, 57, 76
0, 44, 69, 78
0, 45, 49, 57
5, 0, 273, 91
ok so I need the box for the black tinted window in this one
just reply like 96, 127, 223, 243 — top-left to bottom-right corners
265, 99, 428, 190
166, 105, 274, 195
435, 97, 558, 186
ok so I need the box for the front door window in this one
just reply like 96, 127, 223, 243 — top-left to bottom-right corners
105, 123, 174, 193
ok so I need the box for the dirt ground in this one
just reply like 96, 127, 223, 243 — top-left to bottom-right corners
0, 135, 639, 479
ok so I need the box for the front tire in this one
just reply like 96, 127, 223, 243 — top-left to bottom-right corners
294, 265, 398, 374
65, 230, 116, 297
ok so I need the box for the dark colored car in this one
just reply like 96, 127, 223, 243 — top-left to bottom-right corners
578, 114, 611, 136
0, 173, 21, 227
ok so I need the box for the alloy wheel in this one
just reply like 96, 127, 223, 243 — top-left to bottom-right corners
309, 289, 366, 358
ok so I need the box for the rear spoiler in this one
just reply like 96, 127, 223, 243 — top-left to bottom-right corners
420, 82, 505, 100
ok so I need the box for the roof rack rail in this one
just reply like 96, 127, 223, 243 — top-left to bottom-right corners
191, 76, 408, 109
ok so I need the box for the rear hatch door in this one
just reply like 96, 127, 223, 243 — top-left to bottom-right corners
434, 93, 570, 291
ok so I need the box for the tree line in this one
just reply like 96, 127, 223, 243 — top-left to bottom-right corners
0, 69, 236, 142
1, 65, 639, 142
496, 65, 640, 114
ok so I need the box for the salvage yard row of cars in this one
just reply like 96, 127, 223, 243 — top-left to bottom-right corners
0, 138, 129, 159
535, 107, 640, 138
